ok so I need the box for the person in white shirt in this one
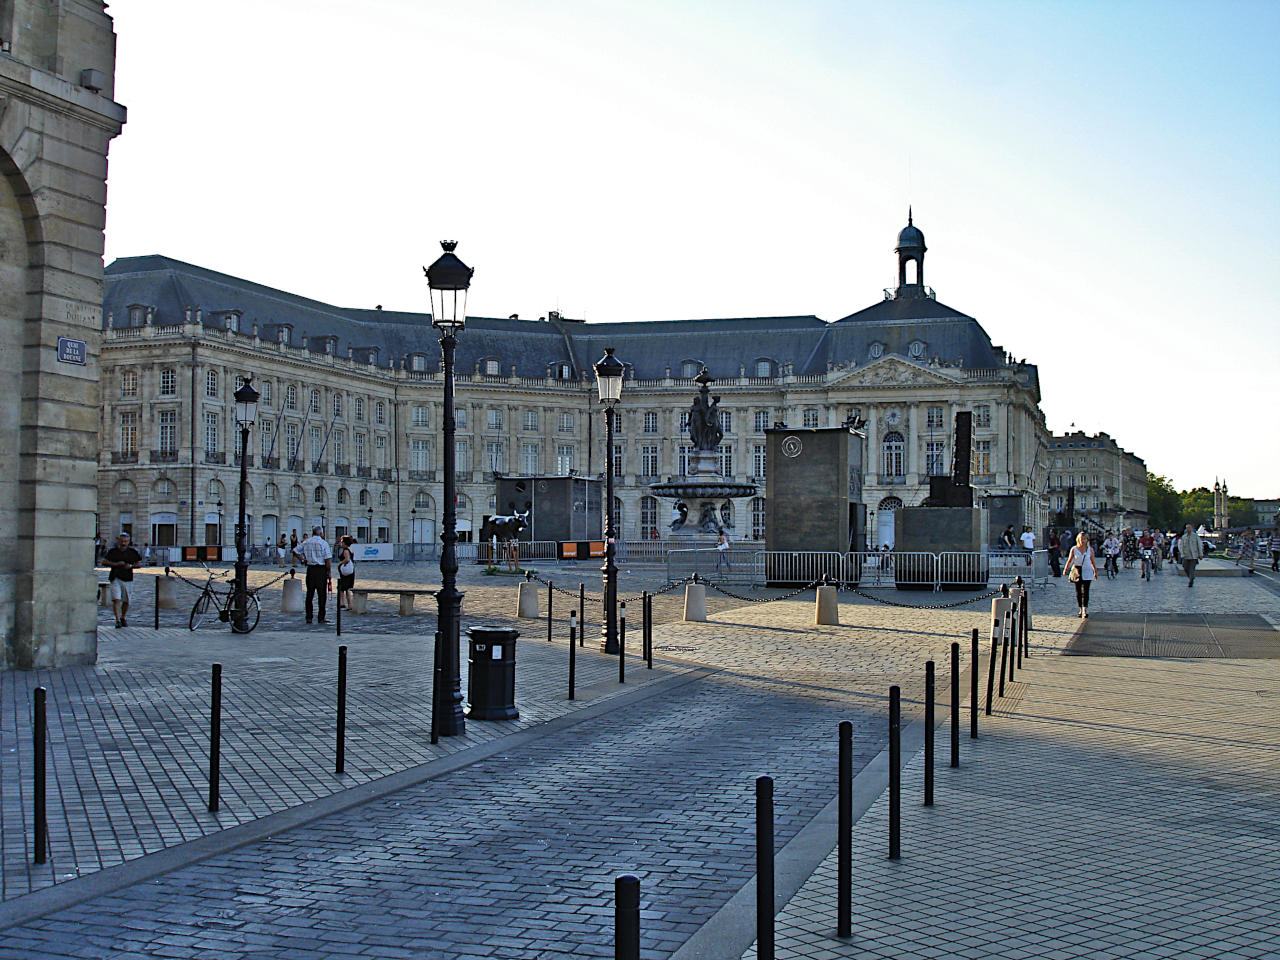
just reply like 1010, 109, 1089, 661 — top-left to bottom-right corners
292, 526, 332, 623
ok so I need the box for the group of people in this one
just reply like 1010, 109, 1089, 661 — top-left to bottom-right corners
289, 528, 359, 624
1056, 523, 1209, 619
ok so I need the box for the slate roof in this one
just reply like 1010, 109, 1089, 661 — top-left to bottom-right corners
103, 255, 1023, 382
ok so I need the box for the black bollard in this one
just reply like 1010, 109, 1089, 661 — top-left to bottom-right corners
547, 580, 553, 642
1008, 603, 1017, 681
209, 663, 222, 812
985, 618, 999, 717
642, 591, 650, 667
33, 687, 47, 865
837, 720, 852, 938
924, 661, 934, 806
568, 611, 577, 701
646, 592, 654, 668
618, 601, 626, 684
889, 686, 901, 859
430, 631, 441, 745
756, 775, 776, 959
154, 574, 160, 630
1022, 589, 1031, 657
998, 610, 1011, 697
1015, 597, 1022, 670
336, 587, 341, 637
336, 645, 347, 775
971, 628, 980, 738
578, 583, 585, 647
615, 874, 640, 960
950, 641, 960, 768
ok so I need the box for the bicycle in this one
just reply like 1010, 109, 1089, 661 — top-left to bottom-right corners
1141, 548, 1153, 582
189, 566, 262, 633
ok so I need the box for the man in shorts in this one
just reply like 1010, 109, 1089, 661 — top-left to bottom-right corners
104, 532, 142, 627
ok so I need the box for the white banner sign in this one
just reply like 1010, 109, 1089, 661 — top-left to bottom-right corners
354, 542, 395, 561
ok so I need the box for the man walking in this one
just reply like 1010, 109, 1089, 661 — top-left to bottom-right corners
292, 526, 332, 623
104, 532, 142, 628
1180, 523, 1203, 587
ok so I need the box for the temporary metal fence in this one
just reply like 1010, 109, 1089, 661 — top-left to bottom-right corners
986, 549, 1050, 585
762, 551, 846, 586
664, 547, 762, 584
615, 540, 669, 563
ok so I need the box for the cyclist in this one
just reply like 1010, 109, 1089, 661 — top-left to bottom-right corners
1101, 531, 1121, 579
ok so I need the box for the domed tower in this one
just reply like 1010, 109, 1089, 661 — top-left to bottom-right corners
895, 207, 927, 296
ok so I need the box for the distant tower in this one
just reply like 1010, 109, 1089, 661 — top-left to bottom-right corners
894, 207, 927, 297
1213, 479, 1229, 531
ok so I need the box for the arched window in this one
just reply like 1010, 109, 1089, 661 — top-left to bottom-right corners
456, 493, 469, 509
337, 488, 349, 505
680, 360, 701, 378
309, 389, 321, 414
751, 498, 767, 539
375, 401, 385, 425
207, 479, 224, 498
753, 358, 772, 378
882, 431, 905, 477
415, 490, 431, 509
264, 483, 278, 503
286, 385, 298, 410
290, 484, 303, 503
640, 496, 659, 538
379, 491, 390, 507
116, 479, 136, 499
358, 489, 369, 507
314, 486, 326, 504
154, 478, 174, 498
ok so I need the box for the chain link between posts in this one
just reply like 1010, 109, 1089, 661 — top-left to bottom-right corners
524, 572, 696, 604
163, 566, 294, 597
844, 584, 1003, 609
702, 578, 824, 603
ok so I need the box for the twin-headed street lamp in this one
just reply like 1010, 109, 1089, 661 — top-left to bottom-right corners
232, 376, 259, 633
426, 241, 473, 739
594, 347, 625, 654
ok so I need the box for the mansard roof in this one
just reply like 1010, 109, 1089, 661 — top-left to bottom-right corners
103, 255, 1026, 385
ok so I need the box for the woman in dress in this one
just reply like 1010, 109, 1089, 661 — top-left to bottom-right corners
336, 535, 357, 611
1063, 531, 1097, 619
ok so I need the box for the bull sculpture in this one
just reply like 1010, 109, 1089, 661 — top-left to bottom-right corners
480, 504, 530, 572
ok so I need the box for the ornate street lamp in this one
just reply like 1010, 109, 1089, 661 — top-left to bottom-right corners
594, 347, 625, 654
367, 505, 374, 542
426, 240, 473, 739
231, 377, 258, 632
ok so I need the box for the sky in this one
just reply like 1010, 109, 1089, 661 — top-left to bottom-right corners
102, 0, 1280, 498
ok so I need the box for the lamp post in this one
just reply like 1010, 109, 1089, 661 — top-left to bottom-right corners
367, 505, 374, 542
216, 501, 224, 548
319, 502, 326, 536
232, 377, 259, 633
594, 347, 625, 654
426, 240, 473, 737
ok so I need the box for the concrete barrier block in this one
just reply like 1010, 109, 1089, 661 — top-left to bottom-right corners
157, 576, 181, 610
684, 583, 706, 622
282, 578, 303, 613
350, 592, 368, 614
815, 585, 839, 625
517, 581, 540, 619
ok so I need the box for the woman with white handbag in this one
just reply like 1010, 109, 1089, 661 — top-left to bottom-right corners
336, 535, 357, 611
1063, 532, 1097, 619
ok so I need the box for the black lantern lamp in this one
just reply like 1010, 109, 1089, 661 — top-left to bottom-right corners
594, 347, 625, 653
231, 377, 259, 632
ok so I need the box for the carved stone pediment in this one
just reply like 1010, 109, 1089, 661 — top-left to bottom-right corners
836, 356, 957, 387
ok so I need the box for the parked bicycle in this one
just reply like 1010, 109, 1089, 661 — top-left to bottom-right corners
189, 565, 262, 633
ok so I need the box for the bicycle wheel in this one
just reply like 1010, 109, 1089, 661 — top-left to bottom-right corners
189, 591, 214, 630
230, 593, 262, 634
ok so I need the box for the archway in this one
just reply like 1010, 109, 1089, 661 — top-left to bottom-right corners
877, 496, 904, 550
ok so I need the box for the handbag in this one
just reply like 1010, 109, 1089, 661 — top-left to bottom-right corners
338, 553, 355, 577
1068, 566, 1081, 583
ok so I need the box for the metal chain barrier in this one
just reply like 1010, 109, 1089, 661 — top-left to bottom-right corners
843, 583, 1003, 610
702, 578, 823, 603
163, 566, 294, 596
524, 571, 695, 604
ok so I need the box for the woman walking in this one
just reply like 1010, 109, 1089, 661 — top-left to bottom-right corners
1064, 531, 1097, 619
336, 535, 357, 611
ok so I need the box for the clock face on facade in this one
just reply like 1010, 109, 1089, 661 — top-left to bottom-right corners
885, 408, 902, 426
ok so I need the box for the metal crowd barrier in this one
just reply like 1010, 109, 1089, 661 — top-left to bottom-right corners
664, 547, 762, 584
762, 551, 848, 586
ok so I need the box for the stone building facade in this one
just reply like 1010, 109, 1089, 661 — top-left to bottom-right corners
1045, 431, 1148, 533
1, 1, 125, 668
98, 219, 1052, 556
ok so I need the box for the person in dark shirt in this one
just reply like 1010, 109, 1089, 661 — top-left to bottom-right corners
104, 532, 142, 628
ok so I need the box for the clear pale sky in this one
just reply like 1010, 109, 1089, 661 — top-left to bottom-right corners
103, 0, 1279, 498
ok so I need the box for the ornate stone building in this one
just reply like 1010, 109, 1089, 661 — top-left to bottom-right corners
1045, 431, 1148, 533
1, 1, 125, 667
97, 218, 1051, 554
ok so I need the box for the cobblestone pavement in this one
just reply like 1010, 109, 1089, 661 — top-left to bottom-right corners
0, 558, 1272, 956
743, 654, 1280, 960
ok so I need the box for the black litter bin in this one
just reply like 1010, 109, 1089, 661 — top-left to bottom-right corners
466, 625, 520, 720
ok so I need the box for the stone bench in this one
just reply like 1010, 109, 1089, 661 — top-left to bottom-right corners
349, 588, 437, 616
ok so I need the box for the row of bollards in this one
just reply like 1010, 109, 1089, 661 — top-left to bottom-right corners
612, 580, 1035, 953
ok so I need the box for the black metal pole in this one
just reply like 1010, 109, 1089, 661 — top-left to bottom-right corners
889, 685, 901, 859
985, 614, 999, 716
971, 628, 980, 737
924, 661, 934, 807
950, 641, 960, 768
336, 645, 347, 775
1015, 597, 1023, 670
1022, 589, 1031, 656
618, 600, 626, 684
336, 584, 342, 636
154, 574, 160, 630
756, 775, 775, 959
568, 613, 577, 701
209, 663, 221, 812
615, 874, 640, 960
434, 329, 465, 737
998, 611, 1011, 697
430, 630, 441, 745
546, 580, 553, 642
33, 687, 47, 865
579, 582, 585, 647
837, 720, 852, 938
230, 423, 251, 633
601, 403, 619, 654
645, 592, 653, 669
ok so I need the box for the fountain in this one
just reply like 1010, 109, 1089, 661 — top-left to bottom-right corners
647, 368, 757, 537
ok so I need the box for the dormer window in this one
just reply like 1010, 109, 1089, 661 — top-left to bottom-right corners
127, 303, 147, 325
868, 342, 885, 360
483, 358, 501, 376
908, 339, 926, 359
680, 360, 701, 378
557, 363, 573, 379
409, 354, 427, 372
278, 325, 292, 344
753, 358, 773, 378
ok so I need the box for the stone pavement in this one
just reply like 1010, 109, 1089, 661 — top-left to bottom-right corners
0, 557, 1273, 957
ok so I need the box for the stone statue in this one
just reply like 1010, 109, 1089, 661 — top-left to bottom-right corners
687, 368, 724, 451
670, 501, 688, 530
697, 502, 723, 534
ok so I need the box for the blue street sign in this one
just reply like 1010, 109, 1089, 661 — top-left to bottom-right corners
57, 337, 87, 365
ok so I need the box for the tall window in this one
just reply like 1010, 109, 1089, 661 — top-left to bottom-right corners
119, 411, 138, 456
204, 411, 219, 457
374, 401, 385, 425
410, 439, 431, 473
309, 425, 323, 461
555, 444, 575, 474
882, 431, 905, 477
354, 433, 367, 468
612, 443, 623, 477
332, 433, 344, 464
754, 410, 769, 433
751, 498, 767, 539
753, 444, 766, 478
158, 410, 176, 455
974, 439, 992, 474
611, 410, 622, 434
159, 369, 176, 396
679, 445, 691, 476
523, 410, 539, 432
454, 407, 467, 429
260, 423, 273, 460
803, 409, 819, 428
205, 370, 218, 398
679, 411, 690, 433
641, 445, 659, 477
265, 483, 278, 503
487, 408, 503, 431
455, 439, 470, 476
286, 422, 298, 459
290, 485, 302, 504
926, 406, 944, 429
926, 441, 946, 476
487, 441, 506, 474
754, 359, 772, 377
333, 394, 343, 418
310, 389, 321, 415
718, 410, 732, 434
354, 396, 364, 421
640, 496, 659, 538
718, 444, 733, 476
558, 411, 574, 433
359, 489, 370, 507
120, 370, 138, 398
374, 435, 386, 467
260, 379, 272, 405
285, 385, 297, 410
521, 442, 539, 474
412, 406, 430, 427
973, 405, 991, 428
643, 411, 658, 434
